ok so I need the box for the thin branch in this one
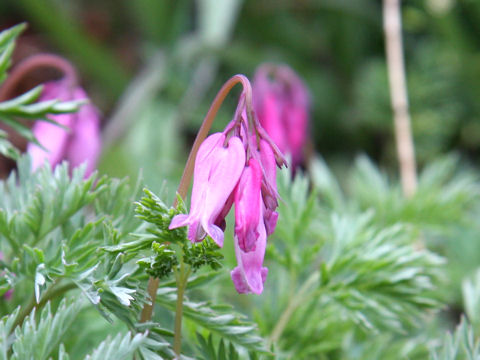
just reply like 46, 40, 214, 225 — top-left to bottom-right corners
11, 281, 76, 332
173, 262, 191, 358
268, 271, 319, 346
383, 0, 417, 197
0, 53, 78, 102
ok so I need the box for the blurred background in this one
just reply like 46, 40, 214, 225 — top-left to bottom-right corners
2, 0, 479, 189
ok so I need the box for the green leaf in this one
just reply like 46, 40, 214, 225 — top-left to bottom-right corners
85, 331, 175, 360
319, 212, 444, 332
430, 317, 480, 359
183, 237, 224, 272
195, 334, 242, 360
85, 332, 150, 360
0, 307, 20, 360
0, 23, 26, 83
10, 299, 80, 360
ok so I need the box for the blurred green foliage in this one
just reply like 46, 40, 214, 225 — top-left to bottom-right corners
3, 0, 480, 172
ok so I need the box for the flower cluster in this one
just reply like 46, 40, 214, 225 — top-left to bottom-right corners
169, 94, 285, 294
253, 64, 309, 169
27, 79, 101, 177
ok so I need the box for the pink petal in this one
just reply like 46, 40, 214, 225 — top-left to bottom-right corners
264, 208, 278, 236
234, 158, 262, 252
27, 114, 72, 171
285, 105, 308, 168
199, 136, 245, 246
27, 81, 102, 177
169, 214, 189, 229
232, 203, 268, 294
214, 191, 235, 232
169, 133, 245, 247
66, 88, 101, 177
259, 93, 287, 154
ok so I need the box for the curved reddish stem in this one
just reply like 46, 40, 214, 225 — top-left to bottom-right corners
0, 53, 78, 101
174, 74, 253, 205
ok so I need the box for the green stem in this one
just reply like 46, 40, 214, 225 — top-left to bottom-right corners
11, 281, 76, 332
268, 271, 319, 346
173, 260, 191, 358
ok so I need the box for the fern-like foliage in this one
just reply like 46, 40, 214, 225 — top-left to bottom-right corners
311, 154, 479, 231
253, 165, 445, 358
430, 317, 480, 360
85, 331, 174, 360
196, 334, 243, 360
10, 299, 79, 360
0, 307, 20, 360
0, 24, 25, 85
0, 156, 150, 328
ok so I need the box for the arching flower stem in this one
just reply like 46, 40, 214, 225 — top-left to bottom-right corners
174, 74, 253, 207
0, 53, 78, 101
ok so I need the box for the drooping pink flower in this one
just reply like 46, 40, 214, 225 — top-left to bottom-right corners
169, 75, 287, 295
27, 80, 101, 177
169, 133, 245, 247
253, 64, 309, 169
234, 158, 262, 252
231, 203, 268, 294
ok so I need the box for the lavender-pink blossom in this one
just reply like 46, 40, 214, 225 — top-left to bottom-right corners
169, 133, 245, 247
27, 80, 101, 177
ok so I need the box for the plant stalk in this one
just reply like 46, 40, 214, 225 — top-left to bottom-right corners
268, 271, 319, 346
11, 281, 76, 332
0, 53, 78, 101
383, 0, 417, 197
140, 74, 253, 325
173, 261, 190, 358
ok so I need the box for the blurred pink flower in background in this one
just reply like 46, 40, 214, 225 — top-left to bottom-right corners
253, 64, 309, 169
27, 79, 102, 177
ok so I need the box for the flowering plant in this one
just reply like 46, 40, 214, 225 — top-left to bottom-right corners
0, 23, 477, 360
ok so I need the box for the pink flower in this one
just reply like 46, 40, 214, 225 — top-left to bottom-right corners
169, 75, 287, 295
234, 158, 262, 252
27, 80, 101, 177
253, 65, 309, 168
169, 133, 245, 247
231, 203, 268, 294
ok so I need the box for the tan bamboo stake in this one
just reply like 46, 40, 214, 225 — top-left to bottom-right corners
383, 0, 417, 197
